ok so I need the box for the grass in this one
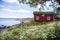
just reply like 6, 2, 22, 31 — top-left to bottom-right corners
33, 11, 56, 14
0, 20, 60, 40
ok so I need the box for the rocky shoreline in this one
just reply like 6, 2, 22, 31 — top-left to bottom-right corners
0, 18, 32, 30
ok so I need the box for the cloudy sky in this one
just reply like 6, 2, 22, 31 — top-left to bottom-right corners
0, 0, 55, 18
0, 0, 39, 18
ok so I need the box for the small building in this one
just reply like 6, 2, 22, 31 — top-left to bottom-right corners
33, 12, 55, 22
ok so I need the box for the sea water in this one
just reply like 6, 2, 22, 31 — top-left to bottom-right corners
0, 18, 20, 27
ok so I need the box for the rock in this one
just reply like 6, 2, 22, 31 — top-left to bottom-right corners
0, 25, 6, 29
7, 26, 10, 28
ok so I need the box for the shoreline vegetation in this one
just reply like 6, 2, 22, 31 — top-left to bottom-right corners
0, 18, 60, 40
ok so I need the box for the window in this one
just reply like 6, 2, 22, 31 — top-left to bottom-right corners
42, 14, 45, 17
47, 16, 50, 20
36, 16, 39, 20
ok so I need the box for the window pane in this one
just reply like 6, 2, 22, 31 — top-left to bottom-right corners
36, 16, 39, 20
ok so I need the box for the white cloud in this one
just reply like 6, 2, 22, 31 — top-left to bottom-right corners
3, 8, 31, 13
18, 9, 31, 13
3, 0, 19, 3
0, 8, 33, 18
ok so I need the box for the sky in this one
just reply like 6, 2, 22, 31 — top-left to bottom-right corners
0, 0, 57, 18
0, 0, 39, 18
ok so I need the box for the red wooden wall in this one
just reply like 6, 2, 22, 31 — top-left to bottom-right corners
34, 14, 54, 22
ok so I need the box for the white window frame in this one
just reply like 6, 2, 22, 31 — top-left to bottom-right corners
36, 16, 39, 20
42, 14, 45, 17
47, 16, 51, 20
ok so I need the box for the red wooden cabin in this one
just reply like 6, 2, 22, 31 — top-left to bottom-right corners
33, 12, 55, 22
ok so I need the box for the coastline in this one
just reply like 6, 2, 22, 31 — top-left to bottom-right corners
0, 18, 32, 31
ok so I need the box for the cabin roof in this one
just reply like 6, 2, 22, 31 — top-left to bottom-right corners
33, 11, 56, 14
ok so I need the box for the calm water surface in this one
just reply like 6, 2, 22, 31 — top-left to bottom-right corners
0, 18, 20, 27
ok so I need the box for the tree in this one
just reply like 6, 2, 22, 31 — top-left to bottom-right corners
56, 0, 60, 4
18, 0, 59, 11
18, 0, 47, 11
18, 0, 46, 7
